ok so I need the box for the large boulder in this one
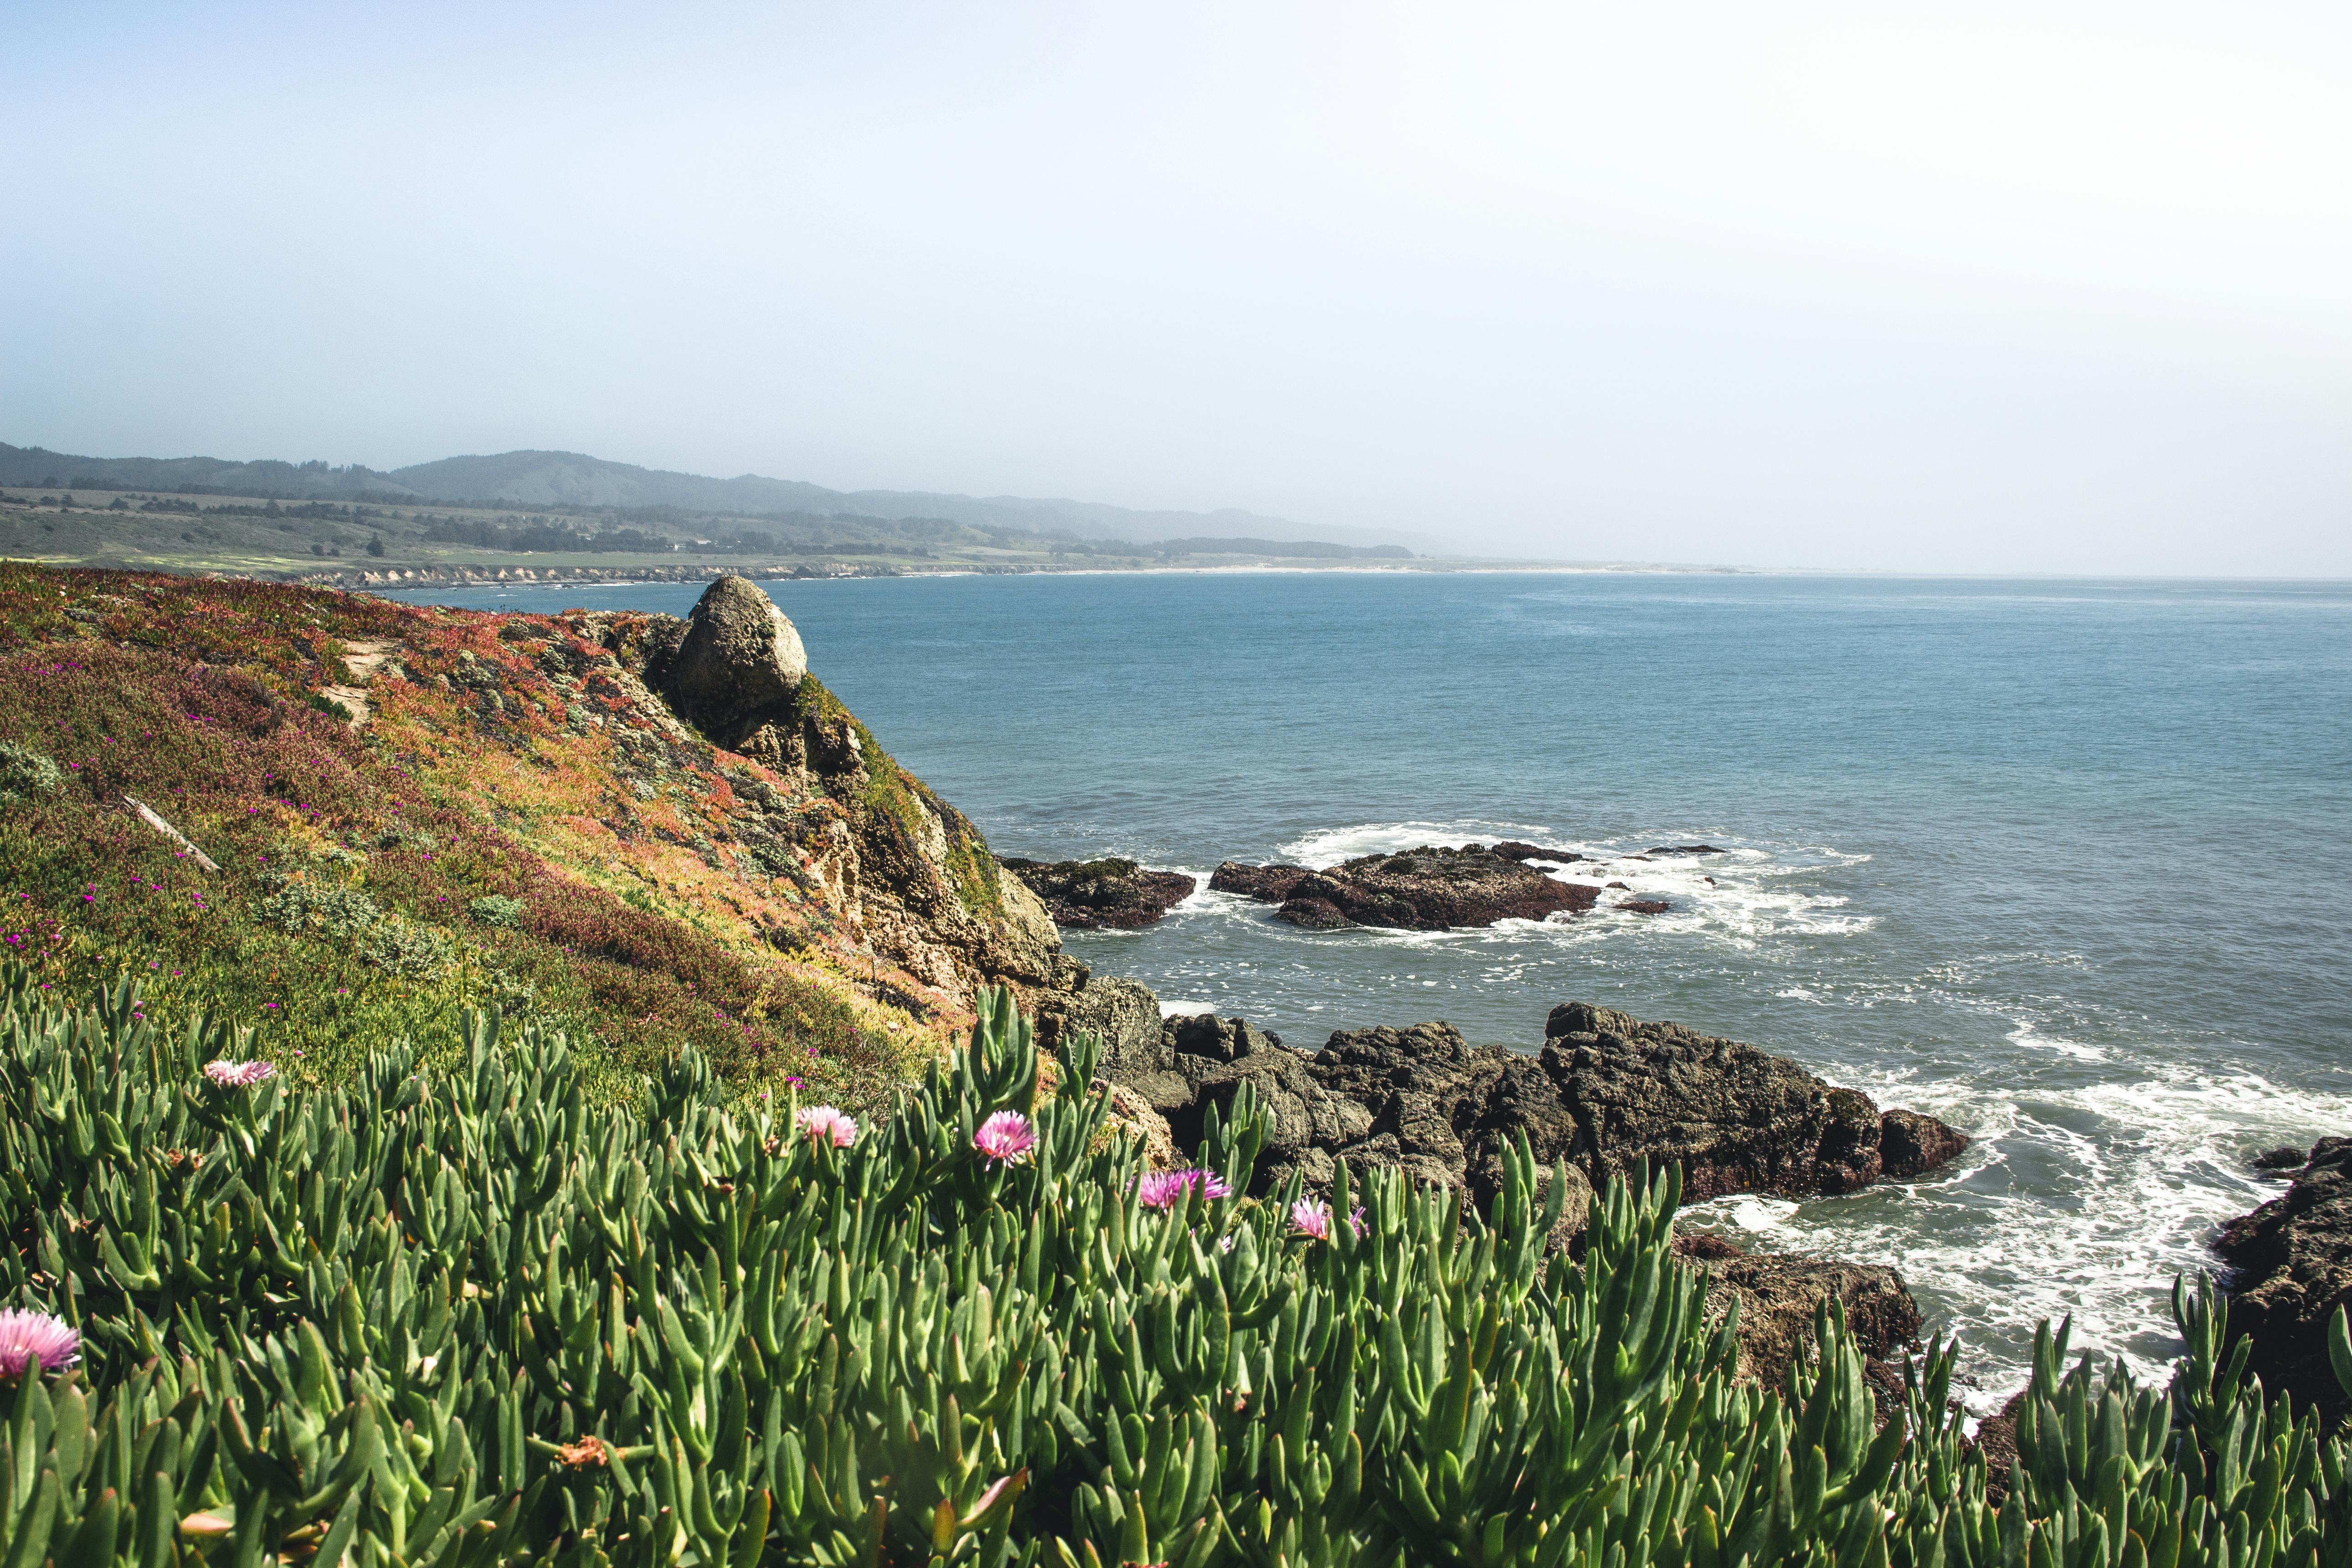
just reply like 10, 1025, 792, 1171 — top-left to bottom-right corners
654, 576, 808, 745
1210, 843, 1597, 930
1033, 974, 1167, 1077
999, 857, 1197, 929
2213, 1136, 2352, 1422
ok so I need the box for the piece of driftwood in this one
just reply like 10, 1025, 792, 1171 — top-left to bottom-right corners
123, 795, 221, 872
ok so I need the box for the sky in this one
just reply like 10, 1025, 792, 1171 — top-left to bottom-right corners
4, 1, 2349, 574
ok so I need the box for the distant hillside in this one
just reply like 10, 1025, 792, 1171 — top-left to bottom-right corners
0, 442, 1428, 551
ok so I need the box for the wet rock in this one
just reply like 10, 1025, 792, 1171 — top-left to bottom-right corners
1674, 1231, 1924, 1390
1210, 843, 1595, 931
1204, 862, 1315, 902
1881, 1109, 1973, 1180
1616, 899, 1670, 915
2253, 1146, 2312, 1172
1278, 895, 1354, 930
2213, 1136, 2352, 1422
1972, 1390, 2031, 1506
1540, 1002, 1967, 1200
998, 856, 1197, 929
1489, 840, 1587, 864
1650, 844, 1728, 856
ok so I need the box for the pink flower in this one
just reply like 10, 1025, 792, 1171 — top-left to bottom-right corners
0, 1310, 78, 1377
974, 1110, 1037, 1165
204, 1059, 275, 1087
1289, 1199, 1369, 1242
797, 1104, 857, 1149
1137, 1169, 1233, 1209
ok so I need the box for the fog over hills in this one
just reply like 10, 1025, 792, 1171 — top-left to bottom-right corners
0, 442, 1427, 550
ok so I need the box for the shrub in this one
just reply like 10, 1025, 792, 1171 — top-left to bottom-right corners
2, 972, 2347, 1568
0, 739, 62, 802
255, 874, 383, 939
470, 893, 526, 928
354, 910, 453, 975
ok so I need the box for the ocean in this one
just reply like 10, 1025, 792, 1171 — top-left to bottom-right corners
393, 569, 2352, 1405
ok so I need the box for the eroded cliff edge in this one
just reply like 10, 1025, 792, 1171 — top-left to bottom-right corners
601, 574, 1075, 1009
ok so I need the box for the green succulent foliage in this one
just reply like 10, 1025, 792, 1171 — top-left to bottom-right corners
3, 967, 2349, 1568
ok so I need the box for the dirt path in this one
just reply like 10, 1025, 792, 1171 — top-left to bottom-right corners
320, 638, 398, 726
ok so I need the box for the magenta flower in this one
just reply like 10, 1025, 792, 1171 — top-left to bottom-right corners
1289, 1199, 1369, 1242
0, 1310, 79, 1377
974, 1110, 1037, 1165
1137, 1169, 1234, 1209
204, 1059, 275, 1087
797, 1104, 858, 1149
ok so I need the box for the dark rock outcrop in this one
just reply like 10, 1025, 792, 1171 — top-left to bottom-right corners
2253, 1146, 2311, 1172
1098, 999, 1967, 1249
1210, 844, 1596, 931
1616, 899, 1670, 915
1542, 1002, 1966, 1197
2214, 1136, 2352, 1421
999, 857, 1196, 929
1650, 844, 1728, 856
1490, 841, 1586, 864
1674, 1232, 1923, 1390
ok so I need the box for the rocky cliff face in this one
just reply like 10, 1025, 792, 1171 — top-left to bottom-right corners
614, 575, 1073, 1008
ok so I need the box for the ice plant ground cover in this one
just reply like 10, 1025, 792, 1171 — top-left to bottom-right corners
0, 562, 963, 1109
5, 971, 2352, 1568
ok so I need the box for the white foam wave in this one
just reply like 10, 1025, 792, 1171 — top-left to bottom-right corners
1685, 1061, 2352, 1408
1278, 820, 1558, 868
1242, 824, 1879, 951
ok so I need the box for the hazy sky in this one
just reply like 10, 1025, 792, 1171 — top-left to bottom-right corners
6, 2, 2349, 573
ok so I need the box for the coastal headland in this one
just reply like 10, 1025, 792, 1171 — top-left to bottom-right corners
10, 562, 2338, 1422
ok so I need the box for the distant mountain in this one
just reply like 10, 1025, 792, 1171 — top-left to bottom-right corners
0, 445, 407, 501
0, 443, 1426, 551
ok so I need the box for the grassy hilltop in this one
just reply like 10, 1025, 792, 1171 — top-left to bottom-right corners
0, 560, 1031, 1105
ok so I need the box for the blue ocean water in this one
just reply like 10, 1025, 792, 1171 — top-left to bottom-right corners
396, 570, 2352, 1403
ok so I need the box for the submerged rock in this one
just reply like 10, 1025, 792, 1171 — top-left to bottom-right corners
1210, 843, 1595, 930
1616, 899, 1671, 915
2213, 1136, 2352, 1421
998, 856, 1197, 929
